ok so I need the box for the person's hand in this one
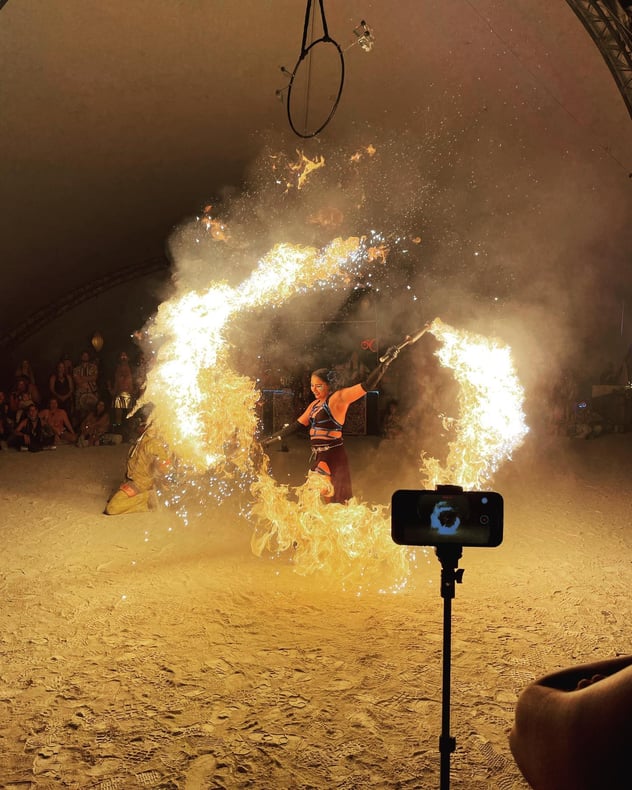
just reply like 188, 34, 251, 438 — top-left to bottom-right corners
576, 673, 606, 690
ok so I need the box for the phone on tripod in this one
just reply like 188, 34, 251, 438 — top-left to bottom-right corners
391, 489, 503, 547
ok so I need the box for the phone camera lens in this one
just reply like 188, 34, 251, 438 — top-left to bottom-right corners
480, 514, 490, 525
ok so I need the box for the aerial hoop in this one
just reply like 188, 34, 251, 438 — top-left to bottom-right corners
284, 0, 345, 138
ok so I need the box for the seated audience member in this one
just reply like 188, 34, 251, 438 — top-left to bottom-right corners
0, 390, 12, 449
40, 397, 77, 445
510, 654, 632, 790
8, 403, 56, 452
78, 400, 111, 446
9, 377, 35, 424
569, 401, 605, 439
104, 424, 171, 515
49, 360, 75, 419
14, 359, 40, 404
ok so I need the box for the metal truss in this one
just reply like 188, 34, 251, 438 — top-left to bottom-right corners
566, 0, 632, 118
0, 256, 171, 349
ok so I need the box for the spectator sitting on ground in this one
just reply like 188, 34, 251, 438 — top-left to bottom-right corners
14, 359, 40, 404
78, 400, 111, 447
510, 654, 632, 790
8, 403, 55, 452
570, 401, 606, 439
9, 377, 35, 424
0, 390, 12, 449
40, 397, 77, 445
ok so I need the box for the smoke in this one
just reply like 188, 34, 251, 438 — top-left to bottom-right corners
149, 114, 631, 462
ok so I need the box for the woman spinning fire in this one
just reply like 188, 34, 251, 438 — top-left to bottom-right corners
262, 330, 425, 503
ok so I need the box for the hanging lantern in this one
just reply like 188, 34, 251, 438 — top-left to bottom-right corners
91, 331, 104, 353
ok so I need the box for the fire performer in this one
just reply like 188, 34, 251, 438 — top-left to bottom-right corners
104, 424, 171, 515
261, 328, 427, 503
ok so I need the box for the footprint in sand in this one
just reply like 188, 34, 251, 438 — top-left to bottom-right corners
184, 754, 218, 789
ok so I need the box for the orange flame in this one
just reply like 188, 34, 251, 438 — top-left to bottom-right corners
250, 471, 412, 593
140, 235, 527, 590
139, 237, 384, 474
201, 206, 230, 242
289, 150, 326, 189
350, 144, 377, 162
420, 318, 529, 489
249, 318, 527, 589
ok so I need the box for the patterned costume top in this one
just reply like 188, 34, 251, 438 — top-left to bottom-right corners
308, 398, 343, 448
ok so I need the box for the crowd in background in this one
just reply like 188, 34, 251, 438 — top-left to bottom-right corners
0, 348, 147, 452
4, 337, 632, 455
546, 347, 632, 440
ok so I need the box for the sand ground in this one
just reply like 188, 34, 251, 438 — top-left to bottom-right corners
0, 431, 630, 789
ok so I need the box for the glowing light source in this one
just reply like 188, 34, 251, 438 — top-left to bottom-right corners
137, 198, 527, 591
420, 318, 529, 489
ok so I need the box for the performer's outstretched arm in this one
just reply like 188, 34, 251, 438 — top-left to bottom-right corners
261, 421, 303, 447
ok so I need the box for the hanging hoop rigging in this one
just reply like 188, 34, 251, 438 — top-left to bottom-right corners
284, 0, 345, 139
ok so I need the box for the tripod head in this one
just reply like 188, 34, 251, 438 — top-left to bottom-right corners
433, 485, 465, 599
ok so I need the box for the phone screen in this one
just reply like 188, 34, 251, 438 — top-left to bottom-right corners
391, 490, 503, 547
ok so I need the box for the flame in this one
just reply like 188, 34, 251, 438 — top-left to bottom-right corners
250, 471, 412, 593
350, 144, 377, 163
420, 318, 529, 489
289, 150, 326, 189
366, 245, 388, 265
201, 205, 230, 242
140, 231, 527, 590
248, 317, 527, 590
140, 236, 385, 474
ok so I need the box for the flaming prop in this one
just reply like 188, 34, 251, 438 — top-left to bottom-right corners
420, 318, 529, 489
140, 235, 385, 474
139, 217, 527, 590
249, 319, 527, 591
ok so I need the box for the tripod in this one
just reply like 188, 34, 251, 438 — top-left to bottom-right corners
435, 542, 464, 790
392, 484, 502, 788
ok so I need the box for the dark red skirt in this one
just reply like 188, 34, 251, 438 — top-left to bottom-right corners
309, 443, 352, 504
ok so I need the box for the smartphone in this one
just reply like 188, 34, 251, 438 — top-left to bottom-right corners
391, 489, 503, 547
